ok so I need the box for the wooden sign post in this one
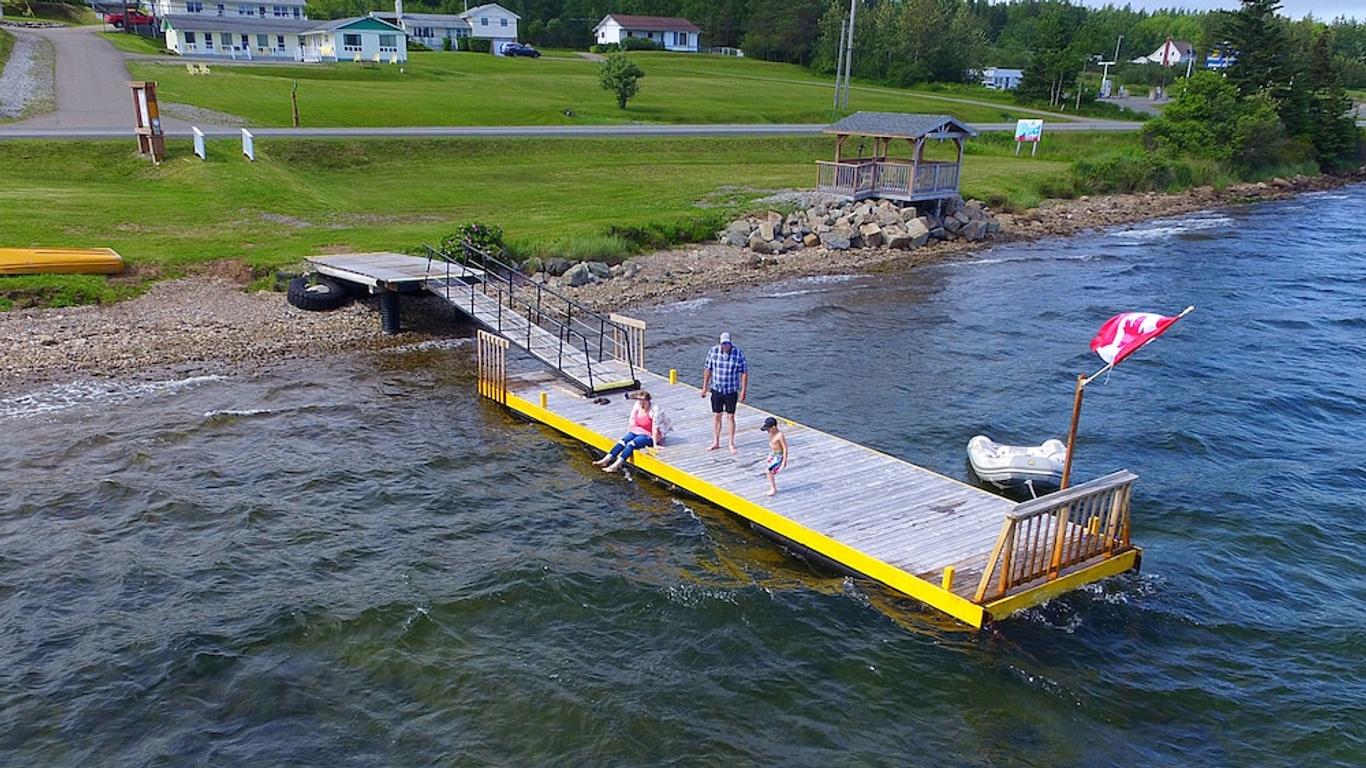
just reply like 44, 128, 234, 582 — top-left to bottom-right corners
129, 81, 165, 163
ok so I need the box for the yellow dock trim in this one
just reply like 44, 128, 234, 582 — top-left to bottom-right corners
0, 248, 124, 276
506, 391, 990, 628
984, 548, 1141, 620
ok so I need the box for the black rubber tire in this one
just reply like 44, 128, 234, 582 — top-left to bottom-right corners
287, 275, 350, 311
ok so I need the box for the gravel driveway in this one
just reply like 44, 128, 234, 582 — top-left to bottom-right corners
0, 29, 55, 120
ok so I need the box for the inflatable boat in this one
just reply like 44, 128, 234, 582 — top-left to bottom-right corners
0, 248, 124, 276
966, 435, 1067, 494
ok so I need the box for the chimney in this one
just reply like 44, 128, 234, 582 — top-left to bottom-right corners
395, 0, 403, 24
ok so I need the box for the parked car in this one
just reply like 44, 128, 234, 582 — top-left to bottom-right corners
104, 10, 154, 28
500, 42, 541, 58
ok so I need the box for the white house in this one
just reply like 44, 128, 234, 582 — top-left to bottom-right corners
299, 16, 408, 63
593, 14, 699, 52
162, 12, 407, 62
980, 67, 1023, 90
151, 0, 307, 21
372, 1, 518, 53
1132, 38, 1194, 67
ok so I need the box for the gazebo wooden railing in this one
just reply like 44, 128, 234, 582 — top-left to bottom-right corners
816, 160, 961, 200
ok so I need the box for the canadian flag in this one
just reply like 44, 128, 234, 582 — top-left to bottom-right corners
1089, 308, 1190, 366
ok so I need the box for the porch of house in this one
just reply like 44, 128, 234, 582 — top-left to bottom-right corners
816, 112, 977, 203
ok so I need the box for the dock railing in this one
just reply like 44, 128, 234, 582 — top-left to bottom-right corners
424, 243, 641, 393
974, 471, 1137, 602
816, 160, 961, 200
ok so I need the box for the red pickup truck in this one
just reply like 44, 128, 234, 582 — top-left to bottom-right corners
104, 10, 155, 28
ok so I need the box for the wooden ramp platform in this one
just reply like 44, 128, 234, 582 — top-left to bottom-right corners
481, 336, 1141, 629
308, 249, 1142, 628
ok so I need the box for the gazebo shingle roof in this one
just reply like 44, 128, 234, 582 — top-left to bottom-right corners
825, 112, 978, 139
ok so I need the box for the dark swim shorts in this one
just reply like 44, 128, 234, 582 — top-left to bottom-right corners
710, 391, 739, 414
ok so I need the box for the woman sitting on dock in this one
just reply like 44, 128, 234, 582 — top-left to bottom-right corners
593, 391, 663, 473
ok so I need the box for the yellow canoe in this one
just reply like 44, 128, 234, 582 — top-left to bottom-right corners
0, 248, 124, 276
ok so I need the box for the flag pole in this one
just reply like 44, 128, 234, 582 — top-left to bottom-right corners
1062, 305, 1194, 489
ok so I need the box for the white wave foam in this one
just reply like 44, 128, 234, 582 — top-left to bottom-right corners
1111, 214, 1233, 240
0, 375, 224, 420
203, 407, 272, 419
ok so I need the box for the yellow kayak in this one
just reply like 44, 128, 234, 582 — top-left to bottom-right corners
0, 248, 124, 276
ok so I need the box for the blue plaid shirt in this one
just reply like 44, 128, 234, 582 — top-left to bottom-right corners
705, 345, 748, 394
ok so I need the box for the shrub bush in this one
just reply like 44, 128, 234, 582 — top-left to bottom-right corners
442, 37, 452, 51
441, 222, 506, 258
590, 43, 620, 54
456, 37, 470, 51
469, 38, 491, 53
620, 37, 662, 51
408, 40, 431, 52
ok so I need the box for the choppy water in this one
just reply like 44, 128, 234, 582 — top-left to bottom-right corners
3, 188, 1365, 766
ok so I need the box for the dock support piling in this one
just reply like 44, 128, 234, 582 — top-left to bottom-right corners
379, 290, 401, 335
941, 566, 955, 592
540, 392, 548, 408
669, 368, 677, 385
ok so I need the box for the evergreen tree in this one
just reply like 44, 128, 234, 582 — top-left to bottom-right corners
1223, 0, 1294, 102
1305, 29, 1358, 168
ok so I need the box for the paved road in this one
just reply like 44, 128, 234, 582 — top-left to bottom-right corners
5, 25, 150, 129
0, 120, 1146, 140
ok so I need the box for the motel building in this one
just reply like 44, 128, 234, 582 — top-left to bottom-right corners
156, 0, 408, 62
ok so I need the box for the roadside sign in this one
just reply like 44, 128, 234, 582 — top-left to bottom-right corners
1014, 119, 1043, 156
192, 126, 206, 160
242, 129, 255, 161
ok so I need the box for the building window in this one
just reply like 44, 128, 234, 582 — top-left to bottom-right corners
237, 5, 252, 15
277, 35, 285, 49
215, 4, 224, 16
204, 33, 213, 47
257, 33, 268, 47
258, 5, 266, 16
378, 34, 396, 51
500, 17, 507, 27
676, 32, 687, 46
455, 28, 469, 38
292, 7, 299, 18
220, 32, 232, 46
185, 31, 196, 44
342, 33, 362, 51
186, 1, 203, 11
480, 17, 487, 26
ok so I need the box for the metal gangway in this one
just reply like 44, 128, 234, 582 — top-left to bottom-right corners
423, 244, 642, 395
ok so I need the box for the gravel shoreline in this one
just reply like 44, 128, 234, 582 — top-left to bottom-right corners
0, 29, 54, 120
566, 172, 1366, 312
1, 173, 1361, 392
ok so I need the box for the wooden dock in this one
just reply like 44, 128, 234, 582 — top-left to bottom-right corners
309, 249, 1143, 628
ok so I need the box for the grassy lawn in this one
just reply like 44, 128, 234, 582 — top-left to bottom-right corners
126, 51, 1061, 128
98, 31, 166, 55
0, 132, 1105, 307
0, 1, 98, 25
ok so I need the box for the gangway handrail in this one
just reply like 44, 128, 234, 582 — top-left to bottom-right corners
423, 242, 640, 392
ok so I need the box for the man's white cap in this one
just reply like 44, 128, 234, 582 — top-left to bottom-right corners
719, 332, 732, 344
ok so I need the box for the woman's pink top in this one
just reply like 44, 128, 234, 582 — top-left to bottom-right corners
630, 404, 654, 436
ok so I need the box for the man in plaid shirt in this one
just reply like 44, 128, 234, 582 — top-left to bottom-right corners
701, 332, 748, 453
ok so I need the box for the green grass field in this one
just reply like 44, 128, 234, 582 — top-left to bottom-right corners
98, 31, 166, 55
0, 1, 97, 25
125, 51, 1065, 128
0, 132, 1108, 307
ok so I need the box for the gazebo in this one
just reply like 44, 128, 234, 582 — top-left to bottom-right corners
816, 112, 977, 203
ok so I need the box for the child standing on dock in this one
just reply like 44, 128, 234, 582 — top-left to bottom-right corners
760, 417, 788, 496
594, 391, 663, 473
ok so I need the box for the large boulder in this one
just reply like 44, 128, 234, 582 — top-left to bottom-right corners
563, 262, 595, 287
586, 261, 611, 279
749, 233, 776, 254
802, 232, 820, 247
904, 217, 931, 240
758, 221, 776, 241
962, 220, 989, 241
545, 257, 571, 276
858, 222, 883, 248
819, 230, 852, 250
884, 227, 913, 250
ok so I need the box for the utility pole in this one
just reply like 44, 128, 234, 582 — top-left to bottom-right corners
833, 17, 847, 111
841, 0, 857, 108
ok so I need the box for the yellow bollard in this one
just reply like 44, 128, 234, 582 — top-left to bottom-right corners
1088, 516, 1099, 535
669, 368, 678, 385
941, 566, 955, 592
539, 392, 548, 409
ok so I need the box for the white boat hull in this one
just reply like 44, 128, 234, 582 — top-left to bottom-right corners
966, 435, 1067, 491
